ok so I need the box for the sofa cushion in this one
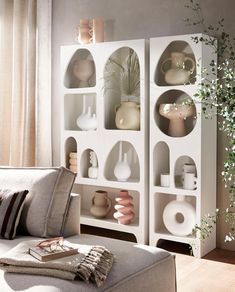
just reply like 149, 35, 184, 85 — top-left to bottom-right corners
0, 190, 28, 240
0, 167, 76, 237
0, 234, 176, 292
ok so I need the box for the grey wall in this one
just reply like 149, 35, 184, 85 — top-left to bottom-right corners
52, 0, 235, 250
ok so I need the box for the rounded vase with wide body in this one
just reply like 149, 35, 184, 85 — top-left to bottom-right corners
73, 59, 94, 88
161, 52, 195, 85
90, 190, 112, 219
162, 196, 196, 236
115, 101, 140, 130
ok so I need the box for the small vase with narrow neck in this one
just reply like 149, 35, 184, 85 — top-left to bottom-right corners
76, 95, 97, 131
114, 142, 131, 182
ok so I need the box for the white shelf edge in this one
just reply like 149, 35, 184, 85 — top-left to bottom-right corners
63, 87, 97, 95
153, 230, 196, 244
152, 186, 199, 197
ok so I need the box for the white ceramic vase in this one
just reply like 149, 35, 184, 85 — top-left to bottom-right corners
163, 196, 196, 236
114, 142, 131, 182
76, 95, 97, 131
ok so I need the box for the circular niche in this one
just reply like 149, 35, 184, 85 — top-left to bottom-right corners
103, 47, 140, 129
64, 49, 96, 88
155, 41, 197, 86
154, 90, 197, 137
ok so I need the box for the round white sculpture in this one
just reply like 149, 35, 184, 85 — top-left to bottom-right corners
163, 198, 196, 236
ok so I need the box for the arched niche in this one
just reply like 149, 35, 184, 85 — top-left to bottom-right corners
64, 49, 96, 88
80, 148, 98, 179
104, 141, 140, 182
153, 141, 170, 187
64, 137, 77, 173
154, 90, 197, 137
174, 155, 197, 189
155, 41, 196, 86
103, 47, 140, 129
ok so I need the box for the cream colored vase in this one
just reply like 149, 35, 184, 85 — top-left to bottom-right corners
90, 190, 112, 219
115, 101, 140, 130
161, 52, 195, 85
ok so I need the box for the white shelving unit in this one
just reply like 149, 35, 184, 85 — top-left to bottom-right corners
149, 34, 217, 258
61, 39, 149, 244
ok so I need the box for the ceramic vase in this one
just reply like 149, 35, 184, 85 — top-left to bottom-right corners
113, 190, 135, 225
159, 103, 194, 137
89, 18, 104, 43
77, 95, 97, 131
76, 19, 91, 44
161, 52, 196, 85
73, 59, 94, 88
90, 190, 112, 219
115, 101, 140, 130
88, 151, 98, 179
163, 196, 196, 236
114, 142, 131, 182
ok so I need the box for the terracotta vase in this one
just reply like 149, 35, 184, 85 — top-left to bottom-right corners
90, 190, 112, 219
113, 190, 135, 225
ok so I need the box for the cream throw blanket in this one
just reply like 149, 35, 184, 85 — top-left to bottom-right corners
0, 240, 114, 287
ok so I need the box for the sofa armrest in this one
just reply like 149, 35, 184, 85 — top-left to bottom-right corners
62, 193, 81, 237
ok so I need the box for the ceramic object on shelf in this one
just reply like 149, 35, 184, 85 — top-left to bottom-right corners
114, 141, 131, 182
76, 95, 97, 131
69, 152, 77, 173
182, 172, 198, 190
163, 196, 196, 236
89, 18, 104, 43
88, 151, 98, 179
182, 163, 196, 174
159, 103, 194, 137
160, 173, 170, 187
76, 19, 91, 44
90, 190, 112, 219
73, 58, 94, 88
114, 101, 140, 130
161, 52, 195, 85
113, 190, 135, 225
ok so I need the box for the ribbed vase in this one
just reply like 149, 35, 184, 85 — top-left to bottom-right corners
113, 190, 135, 225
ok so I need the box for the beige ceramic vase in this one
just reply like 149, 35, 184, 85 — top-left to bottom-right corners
73, 59, 94, 88
77, 19, 91, 44
115, 101, 140, 130
161, 52, 195, 85
113, 190, 135, 225
90, 190, 112, 219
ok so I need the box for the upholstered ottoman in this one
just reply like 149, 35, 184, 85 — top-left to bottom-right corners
0, 234, 176, 292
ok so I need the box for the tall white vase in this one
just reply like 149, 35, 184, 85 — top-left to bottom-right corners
76, 95, 97, 131
162, 195, 196, 236
114, 142, 131, 182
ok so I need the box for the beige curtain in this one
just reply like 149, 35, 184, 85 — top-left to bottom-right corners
0, 0, 36, 166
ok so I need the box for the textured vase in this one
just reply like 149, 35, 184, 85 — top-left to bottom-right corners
113, 190, 135, 225
90, 190, 112, 219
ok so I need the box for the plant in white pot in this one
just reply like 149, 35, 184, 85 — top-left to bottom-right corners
104, 48, 141, 130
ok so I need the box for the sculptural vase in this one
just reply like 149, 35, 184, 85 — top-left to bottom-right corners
113, 190, 135, 225
90, 190, 112, 219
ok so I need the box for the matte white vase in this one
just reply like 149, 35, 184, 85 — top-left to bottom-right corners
114, 142, 131, 182
76, 95, 97, 131
163, 196, 196, 236
88, 151, 98, 179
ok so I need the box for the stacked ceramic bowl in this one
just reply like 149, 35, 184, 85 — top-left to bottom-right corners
69, 152, 77, 173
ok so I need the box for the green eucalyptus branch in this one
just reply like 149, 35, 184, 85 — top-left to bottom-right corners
185, 0, 235, 242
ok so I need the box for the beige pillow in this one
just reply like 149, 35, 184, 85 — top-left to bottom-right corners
0, 167, 76, 237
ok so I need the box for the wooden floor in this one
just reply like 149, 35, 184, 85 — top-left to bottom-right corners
175, 250, 235, 292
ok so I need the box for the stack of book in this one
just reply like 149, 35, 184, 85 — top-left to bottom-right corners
69, 152, 77, 173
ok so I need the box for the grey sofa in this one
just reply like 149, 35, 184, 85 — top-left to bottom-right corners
0, 167, 176, 292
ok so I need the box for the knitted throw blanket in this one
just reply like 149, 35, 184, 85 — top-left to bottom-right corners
0, 240, 114, 287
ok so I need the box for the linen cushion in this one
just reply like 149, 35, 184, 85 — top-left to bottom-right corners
0, 189, 28, 240
0, 167, 76, 237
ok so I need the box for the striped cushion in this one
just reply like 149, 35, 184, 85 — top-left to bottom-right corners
0, 190, 28, 240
